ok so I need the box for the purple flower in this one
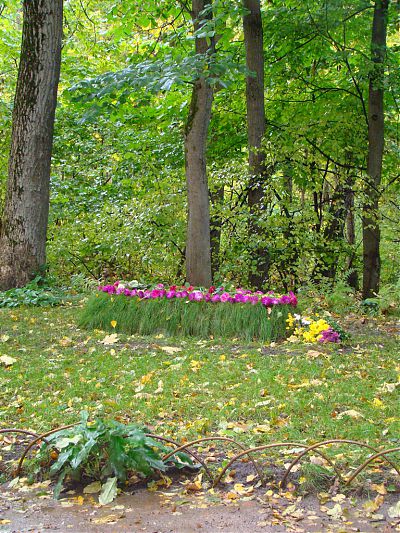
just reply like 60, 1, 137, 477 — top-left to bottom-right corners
261, 296, 274, 307
192, 291, 204, 301
220, 292, 231, 303
166, 290, 176, 299
318, 327, 340, 343
211, 294, 221, 302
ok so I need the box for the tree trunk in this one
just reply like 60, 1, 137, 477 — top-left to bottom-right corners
362, 0, 389, 299
0, 0, 63, 290
185, 0, 214, 287
344, 154, 358, 289
243, 0, 269, 289
210, 185, 224, 278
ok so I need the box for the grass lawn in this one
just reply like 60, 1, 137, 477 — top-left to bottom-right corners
1, 302, 399, 479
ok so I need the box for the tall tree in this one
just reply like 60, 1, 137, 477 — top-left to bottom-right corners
185, 0, 214, 286
243, 0, 269, 289
0, 0, 63, 290
362, 0, 389, 299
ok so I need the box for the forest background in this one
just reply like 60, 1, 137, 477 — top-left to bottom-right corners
0, 0, 399, 300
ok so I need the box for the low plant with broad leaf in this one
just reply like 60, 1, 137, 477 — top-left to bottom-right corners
34, 412, 195, 502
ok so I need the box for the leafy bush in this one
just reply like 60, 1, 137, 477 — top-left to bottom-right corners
0, 275, 65, 308
35, 412, 195, 500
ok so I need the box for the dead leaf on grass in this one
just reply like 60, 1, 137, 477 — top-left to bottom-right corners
100, 334, 119, 345
0, 355, 16, 366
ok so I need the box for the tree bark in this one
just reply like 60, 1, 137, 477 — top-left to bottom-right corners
362, 0, 389, 299
0, 0, 63, 290
243, 0, 269, 289
185, 0, 214, 287
210, 185, 224, 278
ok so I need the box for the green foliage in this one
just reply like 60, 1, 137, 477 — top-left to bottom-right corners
36, 411, 194, 499
0, 275, 65, 308
362, 279, 400, 316
79, 293, 290, 342
0, 0, 399, 291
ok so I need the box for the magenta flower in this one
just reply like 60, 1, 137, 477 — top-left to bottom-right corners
192, 291, 203, 301
318, 328, 340, 343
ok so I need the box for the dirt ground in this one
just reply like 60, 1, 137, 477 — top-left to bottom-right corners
1, 479, 399, 533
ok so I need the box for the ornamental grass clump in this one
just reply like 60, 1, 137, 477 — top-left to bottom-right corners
79, 283, 298, 342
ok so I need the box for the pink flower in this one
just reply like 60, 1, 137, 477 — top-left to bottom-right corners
192, 291, 203, 301
220, 292, 231, 303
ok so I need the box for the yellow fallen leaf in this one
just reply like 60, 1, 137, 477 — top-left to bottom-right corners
372, 398, 384, 408
253, 424, 271, 433
93, 514, 120, 524
363, 495, 384, 514
371, 483, 387, 495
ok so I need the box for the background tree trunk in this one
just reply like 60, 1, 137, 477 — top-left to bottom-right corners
362, 0, 389, 299
243, 0, 269, 289
185, 0, 214, 287
0, 0, 63, 290
210, 185, 224, 278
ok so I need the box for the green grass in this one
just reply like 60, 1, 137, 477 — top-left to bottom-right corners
1, 303, 399, 476
79, 293, 290, 342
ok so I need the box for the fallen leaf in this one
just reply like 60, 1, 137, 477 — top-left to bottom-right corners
371, 483, 387, 495
100, 334, 119, 345
388, 500, 400, 518
326, 503, 343, 520
99, 477, 118, 505
93, 514, 121, 524
83, 481, 102, 494
0, 355, 16, 366
337, 409, 364, 420
154, 380, 164, 394
160, 346, 182, 354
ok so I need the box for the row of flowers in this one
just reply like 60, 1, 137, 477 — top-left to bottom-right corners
98, 282, 298, 308
287, 313, 341, 343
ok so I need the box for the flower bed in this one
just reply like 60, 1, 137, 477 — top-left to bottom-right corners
79, 283, 298, 342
